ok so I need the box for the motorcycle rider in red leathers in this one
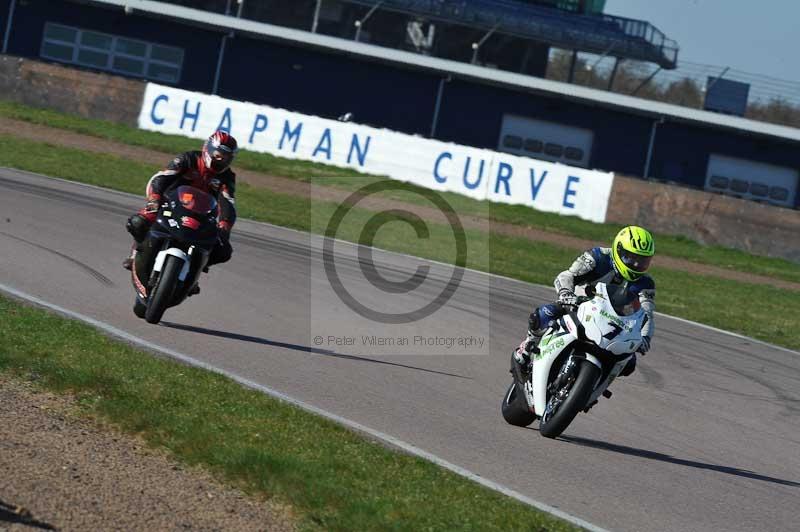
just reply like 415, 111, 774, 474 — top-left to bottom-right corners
124, 131, 239, 294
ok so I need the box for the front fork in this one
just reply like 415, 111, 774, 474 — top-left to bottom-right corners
548, 356, 578, 396
133, 237, 201, 300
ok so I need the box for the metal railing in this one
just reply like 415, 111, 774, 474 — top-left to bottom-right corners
601, 14, 678, 65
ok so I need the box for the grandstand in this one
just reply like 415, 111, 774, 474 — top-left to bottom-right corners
158, 0, 677, 77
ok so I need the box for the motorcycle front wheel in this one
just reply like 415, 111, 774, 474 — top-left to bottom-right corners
539, 359, 600, 439
145, 255, 182, 324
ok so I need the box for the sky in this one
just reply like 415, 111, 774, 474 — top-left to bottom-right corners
604, 0, 799, 82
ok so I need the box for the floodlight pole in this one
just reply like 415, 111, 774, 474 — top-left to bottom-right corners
212, 34, 230, 95
212, 0, 237, 95
643, 117, 664, 179
631, 67, 662, 95
2, 0, 18, 54
430, 75, 451, 138
354, 1, 383, 42
587, 43, 615, 72
567, 50, 578, 83
311, 0, 323, 33
471, 23, 500, 64
607, 57, 620, 90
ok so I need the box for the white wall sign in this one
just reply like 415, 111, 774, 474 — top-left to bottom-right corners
138, 83, 615, 222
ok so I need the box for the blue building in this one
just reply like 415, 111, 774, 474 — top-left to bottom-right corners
2, 0, 798, 207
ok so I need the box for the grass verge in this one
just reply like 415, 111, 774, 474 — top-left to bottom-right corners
2, 135, 798, 350
1, 99, 799, 284
0, 294, 580, 531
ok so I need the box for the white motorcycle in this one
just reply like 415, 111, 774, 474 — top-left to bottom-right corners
501, 282, 645, 438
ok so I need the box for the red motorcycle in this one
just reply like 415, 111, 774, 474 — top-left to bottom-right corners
130, 186, 218, 324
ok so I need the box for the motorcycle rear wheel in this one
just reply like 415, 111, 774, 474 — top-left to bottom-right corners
539, 360, 600, 439
145, 255, 182, 324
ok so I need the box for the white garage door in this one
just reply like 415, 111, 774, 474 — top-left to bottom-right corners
705, 154, 798, 208
497, 114, 594, 168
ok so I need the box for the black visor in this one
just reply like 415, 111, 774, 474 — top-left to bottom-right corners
617, 242, 652, 273
209, 149, 234, 171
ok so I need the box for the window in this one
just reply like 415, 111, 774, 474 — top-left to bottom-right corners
117, 38, 147, 57
544, 143, 564, 157
523, 139, 543, 153
729, 179, 749, 193
749, 183, 769, 197
502, 135, 523, 149
770, 187, 789, 201
709, 175, 729, 189
564, 146, 584, 161
41, 23, 184, 83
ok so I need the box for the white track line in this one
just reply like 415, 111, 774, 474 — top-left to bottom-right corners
0, 282, 609, 532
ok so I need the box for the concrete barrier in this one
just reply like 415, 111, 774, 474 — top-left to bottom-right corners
607, 174, 800, 262
1, 56, 798, 262
0, 55, 143, 125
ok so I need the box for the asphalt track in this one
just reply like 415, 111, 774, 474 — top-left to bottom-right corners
2, 168, 799, 532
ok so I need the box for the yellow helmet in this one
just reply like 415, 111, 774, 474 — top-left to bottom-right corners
611, 226, 655, 281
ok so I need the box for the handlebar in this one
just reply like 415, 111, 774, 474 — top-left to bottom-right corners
558, 295, 592, 312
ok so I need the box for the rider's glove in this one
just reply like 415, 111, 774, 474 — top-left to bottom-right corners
557, 289, 578, 309
137, 195, 162, 223
640, 336, 652, 354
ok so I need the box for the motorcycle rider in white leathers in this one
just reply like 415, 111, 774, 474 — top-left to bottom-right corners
513, 226, 657, 377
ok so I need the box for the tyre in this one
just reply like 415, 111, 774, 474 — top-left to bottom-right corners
539, 360, 600, 439
133, 298, 147, 319
144, 255, 182, 324
501, 381, 537, 427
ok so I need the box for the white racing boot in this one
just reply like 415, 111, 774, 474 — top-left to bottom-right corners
511, 332, 540, 380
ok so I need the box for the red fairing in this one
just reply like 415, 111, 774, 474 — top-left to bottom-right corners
181, 216, 201, 230
177, 186, 216, 214
137, 209, 157, 223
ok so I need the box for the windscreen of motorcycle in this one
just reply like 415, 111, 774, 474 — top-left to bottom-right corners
577, 283, 644, 355
176, 186, 217, 215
